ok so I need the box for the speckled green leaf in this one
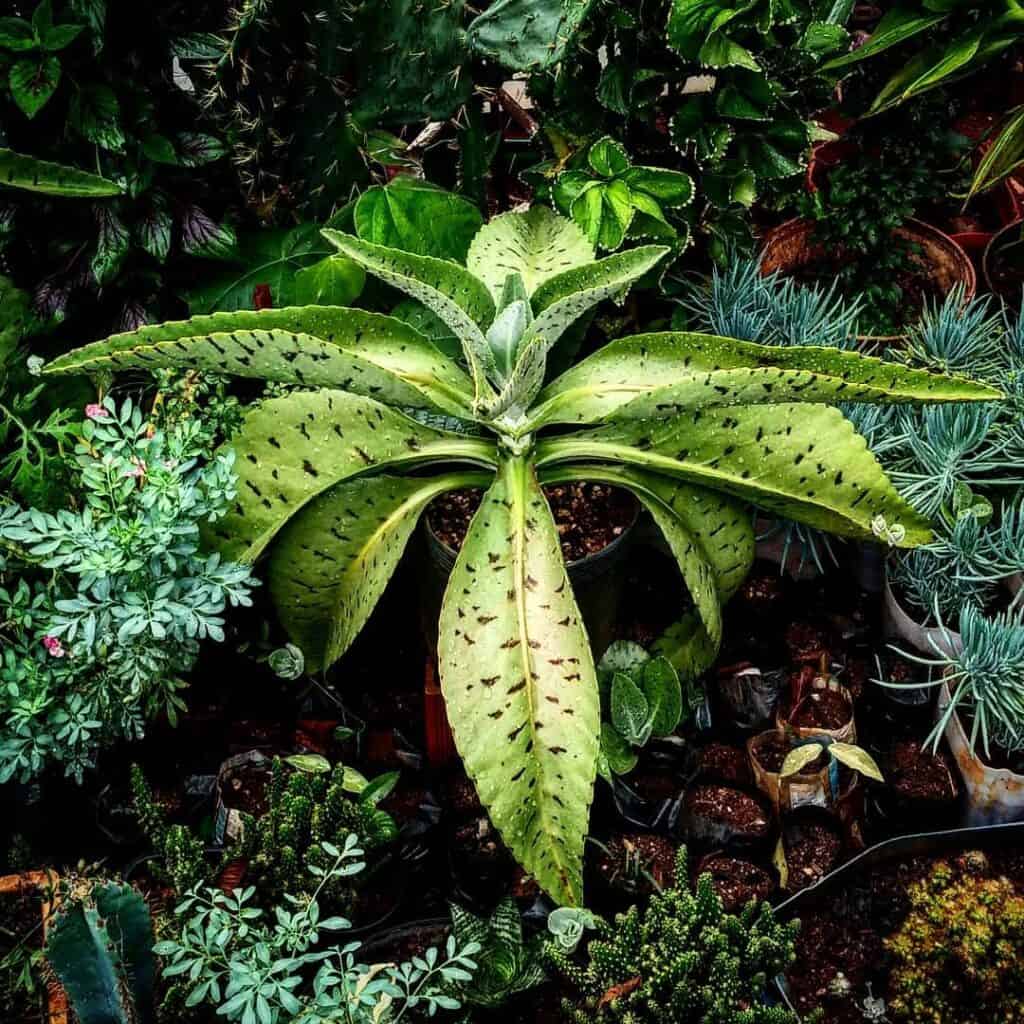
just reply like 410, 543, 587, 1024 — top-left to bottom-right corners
438, 456, 599, 906
537, 403, 933, 546
525, 246, 669, 358
530, 332, 1003, 428
269, 471, 490, 672
322, 229, 497, 398
207, 390, 497, 562
44, 307, 475, 418
0, 147, 121, 196
466, 207, 595, 302
651, 610, 720, 681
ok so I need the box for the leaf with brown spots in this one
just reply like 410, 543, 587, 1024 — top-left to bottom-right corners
438, 455, 599, 906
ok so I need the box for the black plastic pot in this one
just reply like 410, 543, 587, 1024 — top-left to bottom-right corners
419, 502, 638, 658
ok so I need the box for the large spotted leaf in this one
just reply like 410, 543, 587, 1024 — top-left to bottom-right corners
44, 307, 475, 417
525, 247, 669, 357
269, 471, 491, 672
465, 207, 595, 302
529, 332, 1003, 428
0, 147, 121, 196
208, 390, 498, 562
437, 456, 599, 906
652, 611, 720, 682
537, 403, 932, 545
322, 230, 497, 398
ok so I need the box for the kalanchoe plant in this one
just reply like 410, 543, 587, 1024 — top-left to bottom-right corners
595, 640, 692, 780
42, 205, 998, 903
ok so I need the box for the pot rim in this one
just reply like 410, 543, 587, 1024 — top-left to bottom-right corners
983, 216, 1024, 299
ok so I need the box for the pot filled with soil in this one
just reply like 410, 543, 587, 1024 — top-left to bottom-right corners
679, 782, 773, 850
213, 749, 273, 845
696, 742, 753, 788
715, 662, 785, 732
939, 675, 1024, 825
867, 651, 934, 732
607, 756, 689, 833
588, 832, 679, 913
760, 217, 975, 343
983, 217, 1024, 310
422, 481, 638, 656
777, 808, 843, 893
695, 852, 775, 912
0, 870, 66, 1024
873, 738, 960, 833
777, 665, 856, 745
883, 570, 962, 658
747, 730, 834, 814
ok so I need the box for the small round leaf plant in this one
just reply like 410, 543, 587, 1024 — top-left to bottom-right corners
43, 205, 999, 905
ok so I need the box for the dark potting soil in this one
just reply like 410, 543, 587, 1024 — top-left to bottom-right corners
442, 770, 483, 819
596, 833, 679, 894
754, 733, 827, 775
886, 740, 957, 803
221, 762, 271, 817
627, 766, 685, 804
698, 854, 774, 912
784, 621, 831, 664
428, 482, 636, 563
697, 742, 753, 786
789, 688, 851, 731
0, 884, 48, 1024
685, 784, 771, 838
784, 819, 842, 889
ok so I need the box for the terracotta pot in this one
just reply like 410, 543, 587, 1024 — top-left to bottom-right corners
983, 218, 1024, 309
0, 870, 67, 1024
939, 676, 1024, 825
883, 572, 962, 658
760, 217, 976, 344
776, 675, 857, 745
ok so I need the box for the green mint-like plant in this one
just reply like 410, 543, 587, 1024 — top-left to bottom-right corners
596, 640, 690, 779
155, 835, 480, 1024
0, 397, 257, 783
447, 898, 546, 1009
45, 880, 157, 1024
42, 204, 998, 903
551, 136, 693, 251
545, 844, 803, 1023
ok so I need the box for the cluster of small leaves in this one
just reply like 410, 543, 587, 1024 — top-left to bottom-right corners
544, 844, 802, 1023
155, 835, 479, 1024
0, 397, 257, 783
886, 856, 1024, 1023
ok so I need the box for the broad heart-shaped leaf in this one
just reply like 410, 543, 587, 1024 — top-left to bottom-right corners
537, 403, 934, 546
269, 471, 491, 672
322, 229, 498, 400
0, 147, 121, 196
529, 333, 1003, 428
437, 456, 599, 906
600, 722, 640, 777
610, 672, 651, 745
829, 742, 884, 782
524, 246, 669, 363
466, 207, 595, 303
641, 656, 683, 736
597, 640, 649, 693
44, 307, 475, 418
206, 390, 498, 563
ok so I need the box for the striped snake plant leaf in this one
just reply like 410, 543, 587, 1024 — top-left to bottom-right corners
536, 402, 933, 545
465, 206, 595, 302
44, 307, 476, 417
528, 332, 1004, 428
525, 246, 670, 357
322, 230, 498, 400
206, 390, 498, 563
268, 471, 492, 672
437, 455, 599, 906
0, 148, 122, 197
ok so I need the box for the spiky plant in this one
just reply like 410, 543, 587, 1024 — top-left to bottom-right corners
545, 845, 802, 1023
42, 206, 998, 903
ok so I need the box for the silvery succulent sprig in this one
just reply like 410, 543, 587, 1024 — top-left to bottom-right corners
0, 398, 257, 783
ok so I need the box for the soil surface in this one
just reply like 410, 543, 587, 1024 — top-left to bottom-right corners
428, 482, 636, 563
698, 854, 774, 912
784, 621, 831, 663
790, 688, 852, 731
784, 818, 842, 889
595, 833, 679, 895
698, 742, 752, 786
685, 784, 771, 838
886, 740, 957, 804
0, 883, 48, 1024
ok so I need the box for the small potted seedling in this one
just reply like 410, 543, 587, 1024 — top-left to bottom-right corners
779, 739, 884, 798
778, 656, 857, 744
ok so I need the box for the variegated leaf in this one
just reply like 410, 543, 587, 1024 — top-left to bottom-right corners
438, 456, 599, 906
466, 207, 595, 302
208, 390, 497, 562
322, 229, 497, 399
268, 471, 491, 672
530, 332, 1003, 428
45, 307, 475, 417
537, 403, 932, 545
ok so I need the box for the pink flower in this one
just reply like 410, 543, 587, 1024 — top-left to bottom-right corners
85, 403, 109, 421
42, 636, 65, 658
125, 457, 147, 479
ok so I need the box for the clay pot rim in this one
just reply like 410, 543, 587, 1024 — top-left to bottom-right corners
983, 216, 1024, 299
940, 671, 1024, 782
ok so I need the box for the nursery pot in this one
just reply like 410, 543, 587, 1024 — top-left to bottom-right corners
776, 676, 857, 745
0, 870, 67, 1024
213, 749, 273, 846
983, 218, 1024, 310
421, 498, 637, 658
747, 731, 835, 815
883, 571, 961, 658
938, 675, 1024, 825
679, 781, 774, 852
716, 663, 786, 731
759, 217, 976, 344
